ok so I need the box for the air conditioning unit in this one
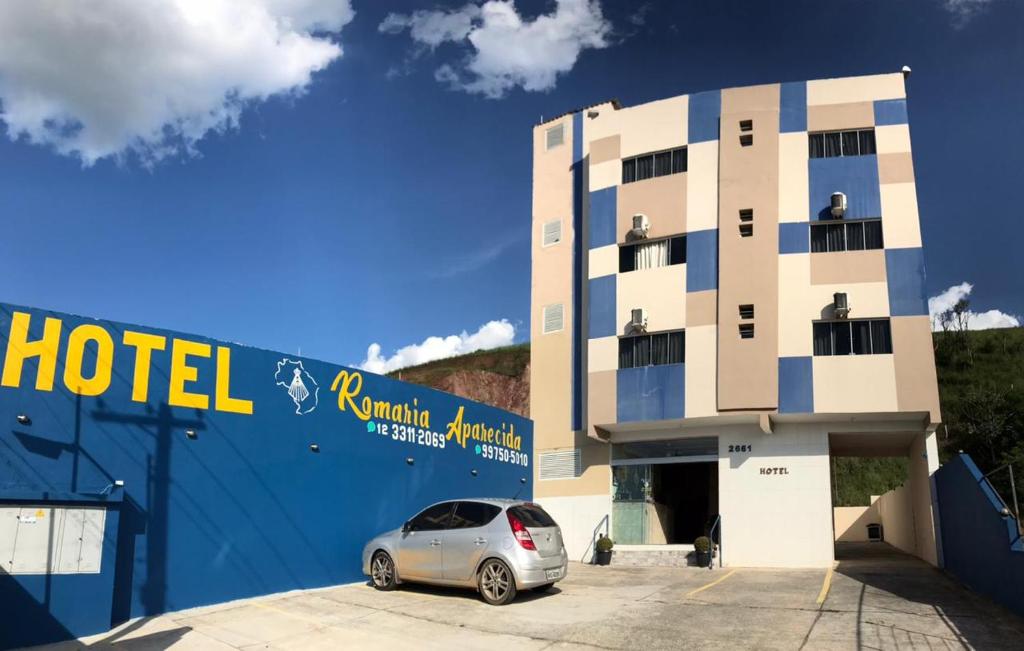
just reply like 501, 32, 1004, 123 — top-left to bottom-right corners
630, 308, 648, 333
830, 192, 847, 218
630, 213, 650, 239
833, 292, 851, 319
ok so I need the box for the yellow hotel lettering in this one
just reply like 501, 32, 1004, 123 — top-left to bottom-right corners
0, 311, 253, 414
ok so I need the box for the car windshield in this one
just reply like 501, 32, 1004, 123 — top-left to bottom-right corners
508, 503, 556, 528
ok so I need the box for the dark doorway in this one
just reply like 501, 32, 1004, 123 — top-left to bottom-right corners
652, 462, 718, 544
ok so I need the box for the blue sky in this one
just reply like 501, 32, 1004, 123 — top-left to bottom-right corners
0, 0, 1020, 371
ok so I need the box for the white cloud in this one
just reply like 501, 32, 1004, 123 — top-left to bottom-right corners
928, 282, 1020, 331
379, 0, 612, 99
0, 0, 353, 165
359, 320, 516, 374
942, 0, 996, 27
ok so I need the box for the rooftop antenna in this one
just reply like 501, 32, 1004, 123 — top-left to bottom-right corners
512, 477, 527, 500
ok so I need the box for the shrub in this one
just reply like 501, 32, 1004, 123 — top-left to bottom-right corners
694, 536, 711, 553
595, 536, 614, 553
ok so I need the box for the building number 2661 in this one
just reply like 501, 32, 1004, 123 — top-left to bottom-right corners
728, 444, 752, 453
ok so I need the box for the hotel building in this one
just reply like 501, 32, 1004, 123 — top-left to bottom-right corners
529, 71, 941, 568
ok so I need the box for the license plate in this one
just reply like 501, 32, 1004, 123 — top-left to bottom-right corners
545, 568, 562, 580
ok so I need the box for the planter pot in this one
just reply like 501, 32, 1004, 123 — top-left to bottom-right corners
595, 550, 612, 566
695, 551, 710, 567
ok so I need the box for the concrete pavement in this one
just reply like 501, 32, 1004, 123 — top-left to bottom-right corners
28, 543, 1024, 650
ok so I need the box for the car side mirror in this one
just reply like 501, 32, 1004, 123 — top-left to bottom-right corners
401, 521, 411, 533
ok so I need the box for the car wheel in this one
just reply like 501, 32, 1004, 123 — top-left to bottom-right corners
533, 582, 556, 592
478, 558, 517, 605
371, 551, 397, 591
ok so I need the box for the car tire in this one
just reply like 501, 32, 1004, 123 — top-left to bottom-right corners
478, 558, 517, 606
370, 551, 398, 591
533, 582, 556, 592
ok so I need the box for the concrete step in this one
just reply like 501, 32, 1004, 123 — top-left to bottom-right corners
609, 548, 699, 567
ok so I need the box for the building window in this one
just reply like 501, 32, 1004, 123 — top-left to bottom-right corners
542, 219, 562, 247
739, 120, 753, 132
739, 304, 754, 319
546, 124, 565, 150
808, 129, 876, 158
813, 319, 893, 356
542, 304, 564, 334
619, 236, 685, 272
810, 219, 883, 253
619, 330, 685, 369
739, 134, 753, 147
739, 324, 755, 339
739, 223, 753, 237
622, 147, 687, 184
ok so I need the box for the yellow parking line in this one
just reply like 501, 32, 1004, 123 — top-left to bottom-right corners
816, 566, 834, 607
685, 568, 737, 598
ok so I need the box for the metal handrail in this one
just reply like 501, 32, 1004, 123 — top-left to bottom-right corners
708, 514, 722, 569
980, 463, 1023, 539
586, 514, 610, 563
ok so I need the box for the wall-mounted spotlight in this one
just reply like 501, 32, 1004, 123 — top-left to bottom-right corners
520, 478, 527, 484
16, 414, 30, 425
587, 110, 600, 119
185, 429, 198, 440
406, 457, 415, 466
471, 469, 479, 477
309, 444, 320, 453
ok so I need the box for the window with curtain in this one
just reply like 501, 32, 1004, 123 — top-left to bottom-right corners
622, 147, 687, 185
618, 330, 685, 369
812, 319, 893, 356
620, 236, 686, 272
810, 219, 884, 253
809, 128, 877, 159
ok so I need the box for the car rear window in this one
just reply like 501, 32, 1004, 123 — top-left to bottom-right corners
508, 504, 557, 528
450, 502, 502, 529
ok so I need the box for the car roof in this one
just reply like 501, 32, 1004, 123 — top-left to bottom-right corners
423, 497, 533, 508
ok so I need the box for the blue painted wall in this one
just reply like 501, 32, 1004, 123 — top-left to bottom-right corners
588, 187, 617, 249
935, 454, 1024, 618
616, 364, 685, 423
0, 303, 532, 648
778, 357, 814, 414
886, 247, 929, 316
808, 155, 881, 220
571, 111, 584, 432
874, 99, 908, 126
686, 229, 718, 292
587, 275, 617, 339
779, 81, 807, 133
688, 90, 721, 144
778, 222, 810, 254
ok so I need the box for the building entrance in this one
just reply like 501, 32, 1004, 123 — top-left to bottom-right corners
611, 438, 719, 545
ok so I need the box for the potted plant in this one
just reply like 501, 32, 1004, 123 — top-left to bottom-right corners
694, 536, 712, 567
594, 536, 614, 566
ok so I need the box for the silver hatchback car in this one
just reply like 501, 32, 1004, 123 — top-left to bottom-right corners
362, 499, 568, 605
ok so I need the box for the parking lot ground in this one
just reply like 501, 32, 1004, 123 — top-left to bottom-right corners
30, 543, 1024, 650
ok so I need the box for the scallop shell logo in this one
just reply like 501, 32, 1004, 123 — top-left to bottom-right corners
274, 359, 319, 415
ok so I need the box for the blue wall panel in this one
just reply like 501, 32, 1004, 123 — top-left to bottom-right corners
686, 229, 718, 291
572, 111, 583, 431
616, 364, 685, 423
0, 303, 532, 648
688, 90, 721, 144
780, 81, 807, 133
935, 454, 1024, 619
808, 155, 881, 220
874, 99, 908, 126
779, 222, 810, 254
778, 357, 814, 414
885, 247, 928, 316
589, 187, 617, 249
588, 275, 617, 339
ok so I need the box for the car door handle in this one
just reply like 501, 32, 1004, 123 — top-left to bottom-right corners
474, 538, 487, 545
429, 539, 441, 547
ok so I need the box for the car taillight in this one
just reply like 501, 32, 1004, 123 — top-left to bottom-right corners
507, 512, 537, 551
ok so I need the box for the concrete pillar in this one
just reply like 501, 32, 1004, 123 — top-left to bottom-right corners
908, 430, 940, 566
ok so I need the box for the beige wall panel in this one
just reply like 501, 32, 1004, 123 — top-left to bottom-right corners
718, 426, 834, 567
685, 325, 718, 418
880, 183, 923, 249
589, 135, 620, 165
616, 173, 686, 241
588, 159, 619, 192
531, 117, 575, 449
834, 505, 878, 542
588, 245, 617, 279
778, 254, 813, 357
891, 315, 941, 423
685, 141, 719, 232
779, 132, 809, 223
616, 95, 688, 158
807, 73, 905, 106
587, 369, 617, 433
810, 281, 891, 320
874, 482, 916, 555
813, 355, 899, 413
587, 336, 618, 373
878, 152, 915, 185
617, 265, 686, 334
810, 250, 887, 285
909, 431, 940, 565
876, 124, 912, 154
717, 84, 780, 411
807, 101, 875, 131
687, 289, 717, 327
534, 440, 610, 498
578, 101, 623, 157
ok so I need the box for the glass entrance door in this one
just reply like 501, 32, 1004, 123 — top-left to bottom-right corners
612, 464, 652, 544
